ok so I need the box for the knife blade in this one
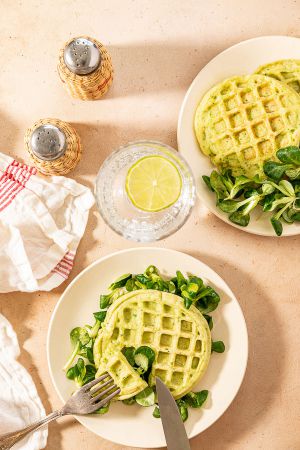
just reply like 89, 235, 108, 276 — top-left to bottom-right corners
156, 377, 191, 450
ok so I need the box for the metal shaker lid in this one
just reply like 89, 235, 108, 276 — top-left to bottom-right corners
63, 37, 101, 75
30, 124, 67, 161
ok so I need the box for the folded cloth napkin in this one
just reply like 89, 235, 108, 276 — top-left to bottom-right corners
0, 152, 94, 292
0, 314, 47, 449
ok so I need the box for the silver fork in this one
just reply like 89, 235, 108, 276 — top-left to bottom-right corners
0, 373, 120, 450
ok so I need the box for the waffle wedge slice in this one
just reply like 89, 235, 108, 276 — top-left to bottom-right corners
194, 74, 300, 178
95, 342, 148, 400
255, 59, 300, 94
94, 290, 211, 399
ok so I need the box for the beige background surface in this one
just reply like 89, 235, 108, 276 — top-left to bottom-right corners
0, 1, 299, 449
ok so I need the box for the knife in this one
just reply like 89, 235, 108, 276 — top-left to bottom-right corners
156, 377, 191, 450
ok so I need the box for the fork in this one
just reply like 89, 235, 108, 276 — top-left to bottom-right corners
0, 373, 120, 450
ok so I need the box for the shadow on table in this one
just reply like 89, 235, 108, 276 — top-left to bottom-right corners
105, 41, 226, 99
10, 315, 64, 450
70, 120, 179, 184
0, 103, 74, 449
178, 250, 286, 450
0, 167, 97, 444
68, 119, 180, 268
69, 39, 229, 181
0, 110, 19, 158
0, 294, 64, 449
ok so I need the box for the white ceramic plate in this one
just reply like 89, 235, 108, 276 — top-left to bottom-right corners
47, 247, 248, 448
178, 36, 300, 236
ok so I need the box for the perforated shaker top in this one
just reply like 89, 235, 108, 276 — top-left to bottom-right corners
63, 37, 101, 75
30, 124, 67, 161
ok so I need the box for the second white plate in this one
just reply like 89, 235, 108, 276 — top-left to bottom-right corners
47, 247, 248, 448
177, 35, 300, 237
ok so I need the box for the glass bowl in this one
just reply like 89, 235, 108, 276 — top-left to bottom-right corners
95, 140, 196, 242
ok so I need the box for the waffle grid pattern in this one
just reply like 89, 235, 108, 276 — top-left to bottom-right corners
195, 75, 300, 178
98, 290, 211, 399
58, 36, 113, 101
255, 59, 300, 93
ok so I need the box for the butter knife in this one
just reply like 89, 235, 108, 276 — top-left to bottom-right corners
156, 377, 191, 450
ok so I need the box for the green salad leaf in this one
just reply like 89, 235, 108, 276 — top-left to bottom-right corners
122, 346, 136, 366
211, 341, 225, 353
93, 311, 107, 323
100, 294, 111, 309
203, 314, 213, 330
66, 357, 94, 387
63, 327, 89, 371
89, 321, 101, 339
122, 397, 136, 405
152, 405, 161, 418
263, 147, 300, 181
121, 345, 156, 382
277, 146, 300, 165
195, 287, 220, 314
134, 346, 155, 372
202, 145, 300, 235
83, 365, 97, 384
95, 403, 110, 414
79, 346, 94, 363
135, 386, 155, 406
202, 175, 214, 192
285, 167, 300, 180
176, 398, 189, 422
183, 390, 209, 408
144, 265, 159, 276
270, 217, 283, 236
263, 161, 292, 181
109, 273, 132, 290
229, 211, 250, 227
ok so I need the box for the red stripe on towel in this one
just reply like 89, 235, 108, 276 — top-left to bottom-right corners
52, 251, 75, 279
0, 160, 37, 211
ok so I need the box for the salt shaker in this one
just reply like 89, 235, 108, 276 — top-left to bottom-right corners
24, 118, 81, 175
57, 36, 113, 100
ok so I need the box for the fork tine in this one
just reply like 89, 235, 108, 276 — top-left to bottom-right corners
83, 372, 111, 391
90, 377, 114, 394
96, 388, 121, 409
92, 384, 118, 403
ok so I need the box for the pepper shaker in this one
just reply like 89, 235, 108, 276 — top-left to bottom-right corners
24, 118, 82, 175
57, 36, 113, 100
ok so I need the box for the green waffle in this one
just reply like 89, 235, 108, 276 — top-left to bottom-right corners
255, 59, 300, 94
94, 290, 211, 399
194, 74, 300, 178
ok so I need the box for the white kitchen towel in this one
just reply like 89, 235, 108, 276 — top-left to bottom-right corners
0, 152, 94, 292
0, 314, 47, 449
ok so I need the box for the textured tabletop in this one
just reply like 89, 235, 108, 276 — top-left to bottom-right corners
0, 1, 299, 449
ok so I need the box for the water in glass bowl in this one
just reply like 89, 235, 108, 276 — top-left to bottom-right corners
95, 140, 196, 242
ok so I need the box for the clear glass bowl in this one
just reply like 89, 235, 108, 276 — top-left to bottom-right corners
95, 140, 196, 242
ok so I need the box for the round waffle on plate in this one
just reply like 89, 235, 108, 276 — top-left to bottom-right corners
94, 289, 211, 399
255, 59, 300, 93
194, 74, 300, 178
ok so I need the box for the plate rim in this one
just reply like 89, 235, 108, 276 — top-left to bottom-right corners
47, 246, 248, 448
177, 34, 300, 237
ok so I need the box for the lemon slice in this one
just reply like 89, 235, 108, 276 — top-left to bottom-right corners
125, 155, 182, 212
